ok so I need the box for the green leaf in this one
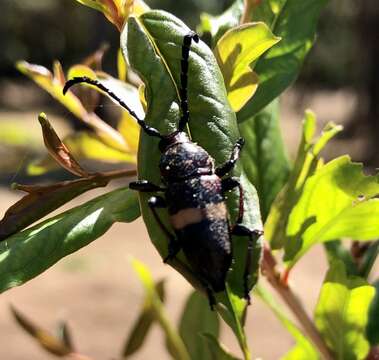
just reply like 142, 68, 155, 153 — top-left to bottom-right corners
0, 187, 140, 293
239, 99, 290, 220
265, 111, 342, 251
315, 260, 375, 360
122, 10, 263, 355
284, 156, 379, 267
198, 0, 244, 47
179, 290, 220, 360
255, 286, 319, 360
366, 279, 379, 346
215, 22, 280, 112
131, 259, 190, 360
122, 280, 166, 357
238, 0, 329, 120
201, 333, 241, 360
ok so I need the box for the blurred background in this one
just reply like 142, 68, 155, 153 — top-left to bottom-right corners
0, 0, 378, 359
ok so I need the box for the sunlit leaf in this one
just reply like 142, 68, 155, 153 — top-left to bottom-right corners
215, 22, 280, 112
64, 131, 137, 164
16, 61, 86, 119
131, 259, 190, 360
315, 260, 375, 360
238, 0, 329, 120
38, 113, 89, 177
265, 111, 342, 251
284, 156, 379, 267
10, 305, 72, 356
179, 290, 219, 360
17, 61, 129, 152
0, 187, 140, 292
73, 0, 149, 31
122, 280, 165, 357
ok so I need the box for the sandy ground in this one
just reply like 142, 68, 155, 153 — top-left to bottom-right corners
0, 88, 378, 359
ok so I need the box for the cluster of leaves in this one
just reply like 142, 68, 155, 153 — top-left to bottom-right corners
1, 0, 379, 359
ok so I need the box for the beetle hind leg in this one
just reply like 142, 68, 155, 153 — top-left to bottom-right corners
232, 225, 263, 303
147, 196, 182, 263
223, 176, 264, 302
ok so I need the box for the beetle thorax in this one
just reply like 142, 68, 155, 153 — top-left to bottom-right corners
159, 140, 214, 181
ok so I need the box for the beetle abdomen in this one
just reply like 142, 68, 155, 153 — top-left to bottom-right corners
176, 218, 232, 292
165, 174, 232, 292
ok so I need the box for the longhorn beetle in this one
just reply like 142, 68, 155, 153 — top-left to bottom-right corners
63, 31, 263, 308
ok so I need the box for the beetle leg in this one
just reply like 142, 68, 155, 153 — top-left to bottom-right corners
232, 225, 263, 303
226, 178, 264, 303
215, 138, 245, 177
178, 31, 199, 132
222, 177, 244, 224
147, 196, 182, 263
130, 180, 165, 192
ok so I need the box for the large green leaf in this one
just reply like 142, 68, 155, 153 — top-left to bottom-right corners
239, 99, 290, 221
315, 260, 375, 360
0, 187, 140, 293
179, 290, 220, 360
366, 279, 379, 346
284, 156, 379, 267
122, 10, 263, 355
238, 0, 329, 120
265, 112, 341, 250
255, 286, 319, 360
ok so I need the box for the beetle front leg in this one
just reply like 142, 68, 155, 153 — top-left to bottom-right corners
130, 180, 165, 192
216, 138, 245, 177
147, 196, 182, 263
223, 177, 264, 303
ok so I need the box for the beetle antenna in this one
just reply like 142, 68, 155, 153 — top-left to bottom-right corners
178, 31, 199, 132
63, 76, 163, 139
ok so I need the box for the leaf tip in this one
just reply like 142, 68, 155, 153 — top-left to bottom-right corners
38, 112, 49, 125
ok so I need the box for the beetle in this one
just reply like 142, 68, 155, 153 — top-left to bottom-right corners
63, 31, 263, 308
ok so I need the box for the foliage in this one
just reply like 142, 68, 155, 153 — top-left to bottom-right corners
2, 0, 379, 359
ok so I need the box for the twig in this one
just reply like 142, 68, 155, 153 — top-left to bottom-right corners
261, 245, 334, 360
240, 0, 261, 25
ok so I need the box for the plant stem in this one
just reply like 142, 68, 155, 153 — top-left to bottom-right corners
261, 245, 334, 360
240, 0, 261, 24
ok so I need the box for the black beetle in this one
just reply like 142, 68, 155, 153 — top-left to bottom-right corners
63, 31, 263, 307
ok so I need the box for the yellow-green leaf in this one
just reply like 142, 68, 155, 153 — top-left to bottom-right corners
64, 131, 136, 164
284, 156, 379, 267
215, 22, 280, 112
315, 260, 375, 360
16, 61, 86, 119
